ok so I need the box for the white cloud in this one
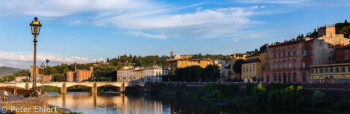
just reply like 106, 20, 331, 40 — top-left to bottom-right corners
0, 51, 102, 69
0, 0, 267, 39
129, 31, 167, 39
236, 0, 309, 4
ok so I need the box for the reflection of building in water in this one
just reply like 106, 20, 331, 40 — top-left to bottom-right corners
117, 66, 169, 82
46, 93, 165, 114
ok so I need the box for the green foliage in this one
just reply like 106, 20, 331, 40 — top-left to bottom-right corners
6, 75, 15, 81
220, 84, 238, 97
171, 65, 221, 82
51, 73, 66, 82
245, 83, 254, 96
335, 20, 350, 37
190, 53, 231, 60
233, 59, 245, 74
312, 90, 327, 106
174, 66, 203, 81
200, 65, 220, 82
13, 70, 30, 76
328, 99, 350, 112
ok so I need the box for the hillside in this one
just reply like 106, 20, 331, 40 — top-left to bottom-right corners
0, 66, 23, 76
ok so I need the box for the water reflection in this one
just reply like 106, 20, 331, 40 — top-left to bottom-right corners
47, 92, 166, 114
47, 92, 332, 114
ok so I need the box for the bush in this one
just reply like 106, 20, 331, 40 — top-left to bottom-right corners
220, 84, 238, 97
312, 90, 327, 107
246, 83, 254, 96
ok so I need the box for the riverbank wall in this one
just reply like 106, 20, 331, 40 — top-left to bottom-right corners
145, 82, 350, 113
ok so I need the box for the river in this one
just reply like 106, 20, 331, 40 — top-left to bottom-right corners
46, 92, 333, 114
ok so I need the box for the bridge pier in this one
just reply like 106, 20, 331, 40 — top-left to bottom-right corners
120, 83, 125, 92
91, 83, 97, 94
25, 83, 30, 90
60, 83, 67, 94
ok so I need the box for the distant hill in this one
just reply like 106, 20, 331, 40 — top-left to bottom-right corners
0, 66, 23, 76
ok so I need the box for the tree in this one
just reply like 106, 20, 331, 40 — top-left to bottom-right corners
233, 59, 245, 74
201, 65, 220, 82
51, 74, 65, 82
174, 66, 203, 81
6, 75, 15, 81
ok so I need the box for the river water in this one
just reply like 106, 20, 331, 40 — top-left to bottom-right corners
46, 92, 332, 114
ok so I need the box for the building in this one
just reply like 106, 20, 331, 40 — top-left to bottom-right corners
264, 24, 350, 83
170, 51, 194, 60
241, 51, 267, 83
143, 66, 168, 82
117, 66, 135, 82
334, 44, 350, 63
15, 76, 29, 82
117, 66, 168, 82
41, 75, 52, 82
66, 66, 93, 82
168, 59, 213, 75
213, 59, 227, 78
310, 63, 350, 83
227, 53, 249, 80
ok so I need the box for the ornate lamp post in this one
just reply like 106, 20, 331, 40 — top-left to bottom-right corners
30, 17, 42, 94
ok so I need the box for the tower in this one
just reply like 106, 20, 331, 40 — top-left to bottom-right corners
170, 51, 174, 59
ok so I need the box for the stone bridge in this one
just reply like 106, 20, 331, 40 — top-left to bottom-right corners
0, 82, 145, 94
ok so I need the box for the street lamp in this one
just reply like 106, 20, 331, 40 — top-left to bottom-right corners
30, 17, 42, 95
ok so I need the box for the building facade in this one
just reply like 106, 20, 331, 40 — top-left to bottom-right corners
227, 53, 248, 80
264, 24, 350, 83
310, 63, 350, 83
242, 52, 267, 83
66, 66, 93, 82
168, 59, 213, 75
334, 44, 350, 63
117, 66, 168, 82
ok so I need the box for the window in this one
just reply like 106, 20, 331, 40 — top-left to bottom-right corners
293, 51, 296, 56
341, 67, 346, 72
346, 49, 349, 53
253, 67, 255, 72
336, 68, 339, 73
311, 69, 314, 74
315, 69, 318, 73
288, 51, 291, 57
279, 53, 281, 58
288, 63, 291, 69
348, 67, 350, 72
330, 68, 334, 73
302, 62, 305, 68
274, 64, 277, 69
319, 68, 323, 73
346, 55, 349, 60
274, 53, 276, 58
243, 68, 245, 73
324, 68, 328, 73
319, 41, 323, 46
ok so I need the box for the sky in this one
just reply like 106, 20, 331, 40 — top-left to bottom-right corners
0, 0, 350, 69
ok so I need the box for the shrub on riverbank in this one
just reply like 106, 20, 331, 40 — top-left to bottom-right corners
151, 83, 350, 113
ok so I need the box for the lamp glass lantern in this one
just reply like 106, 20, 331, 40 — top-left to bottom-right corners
30, 17, 42, 37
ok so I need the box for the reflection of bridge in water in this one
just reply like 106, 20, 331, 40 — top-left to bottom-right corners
47, 93, 165, 113
0, 82, 145, 93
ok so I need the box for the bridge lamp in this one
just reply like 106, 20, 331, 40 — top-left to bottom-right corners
30, 17, 42, 96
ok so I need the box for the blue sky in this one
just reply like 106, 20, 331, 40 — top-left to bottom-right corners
0, 0, 350, 68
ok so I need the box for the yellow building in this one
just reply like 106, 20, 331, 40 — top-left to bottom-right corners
310, 63, 350, 83
241, 52, 268, 83
227, 53, 248, 79
168, 59, 213, 75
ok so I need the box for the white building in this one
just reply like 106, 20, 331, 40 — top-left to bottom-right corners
117, 66, 168, 82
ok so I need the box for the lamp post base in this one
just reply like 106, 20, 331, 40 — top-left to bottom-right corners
29, 90, 39, 97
